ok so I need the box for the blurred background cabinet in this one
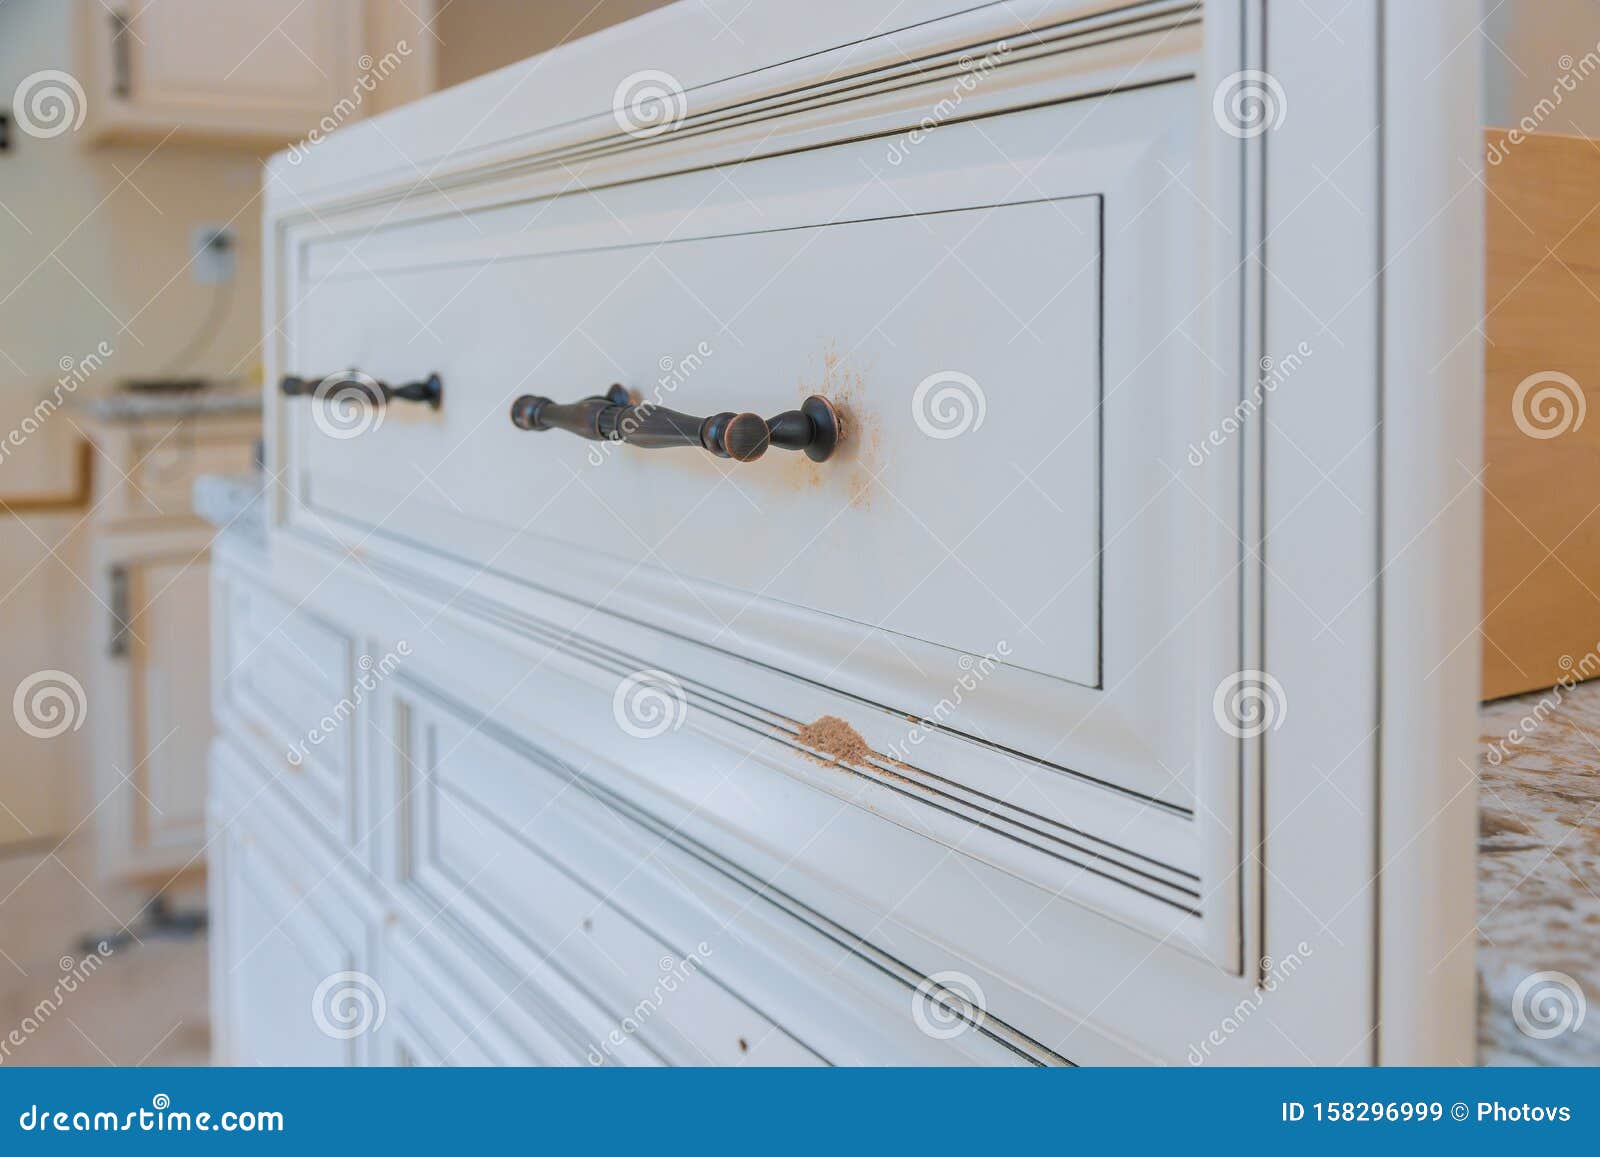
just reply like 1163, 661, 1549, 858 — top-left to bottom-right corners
82, 402, 259, 887
77, 0, 435, 147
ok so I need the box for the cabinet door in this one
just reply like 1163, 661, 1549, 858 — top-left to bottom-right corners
90, 539, 214, 882
81, 0, 365, 145
210, 743, 375, 1066
217, 829, 360, 1066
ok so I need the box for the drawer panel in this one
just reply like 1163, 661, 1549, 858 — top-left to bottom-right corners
277, 73, 1221, 812
216, 569, 356, 841
376, 931, 578, 1066
208, 740, 373, 1066
376, 939, 498, 1066
297, 190, 1101, 688
378, 667, 1060, 1064
392, 686, 826, 1066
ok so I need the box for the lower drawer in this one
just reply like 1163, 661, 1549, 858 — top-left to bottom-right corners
214, 565, 356, 843
374, 930, 578, 1066
389, 680, 825, 1067
207, 739, 373, 1066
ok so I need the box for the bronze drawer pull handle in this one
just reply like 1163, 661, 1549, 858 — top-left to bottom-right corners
509, 384, 840, 463
280, 372, 443, 409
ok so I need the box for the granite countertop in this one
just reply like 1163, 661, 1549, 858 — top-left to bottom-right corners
192, 471, 267, 543
80, 386, 261, 423
1478, 681, 1600, 1064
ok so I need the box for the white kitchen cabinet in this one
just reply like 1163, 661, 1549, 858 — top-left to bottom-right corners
76, 0, 431, 147
83, 404, 258, 887
202, 0, 1482, 1065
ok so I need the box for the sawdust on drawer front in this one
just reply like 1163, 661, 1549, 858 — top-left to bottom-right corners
794, 715, 930, 796
794, 714, 874, 766
785, 342, 880, 509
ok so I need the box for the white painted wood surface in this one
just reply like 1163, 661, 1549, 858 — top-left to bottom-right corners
84, 413, 257, 886
208, 0, 1482, 1065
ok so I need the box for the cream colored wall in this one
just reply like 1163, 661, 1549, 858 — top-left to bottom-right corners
1485, 0, 1600, 136
433, 0, 674, 91
0, 6, 270, 429
0, 0, 269, 843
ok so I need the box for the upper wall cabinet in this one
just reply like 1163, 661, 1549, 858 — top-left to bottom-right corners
76, 0, 430, 147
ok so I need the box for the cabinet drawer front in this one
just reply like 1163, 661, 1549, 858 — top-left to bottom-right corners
215, 570, 356, 841
295, 179, 1105, 690
278, 72, 1230, 803
391, 685, 827, 1067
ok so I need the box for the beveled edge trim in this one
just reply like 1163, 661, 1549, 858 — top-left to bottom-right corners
270, 0, 1200, 218
327, 523, 1202, 908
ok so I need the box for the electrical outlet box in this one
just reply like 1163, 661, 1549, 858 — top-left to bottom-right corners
190, 224, 235, 284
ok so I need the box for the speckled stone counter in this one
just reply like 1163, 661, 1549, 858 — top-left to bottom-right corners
1478, 682, 1600, 1065
80, 386, 261, 423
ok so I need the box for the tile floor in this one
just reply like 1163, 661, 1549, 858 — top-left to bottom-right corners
0, 835, 209, 1067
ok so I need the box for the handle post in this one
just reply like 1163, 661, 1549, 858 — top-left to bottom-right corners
108, 564, 129, 659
